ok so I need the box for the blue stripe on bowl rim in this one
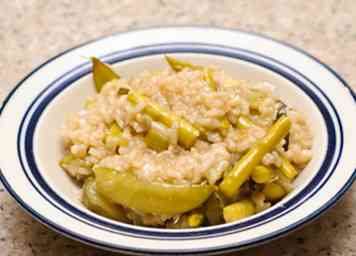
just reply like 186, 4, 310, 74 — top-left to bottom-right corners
18, 42, 342, 241
0, 27, 353, 255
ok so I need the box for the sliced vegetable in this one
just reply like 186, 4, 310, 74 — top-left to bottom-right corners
84, 99, 96, 109
91, 57, 120, 92
82, 177, 128, 222
128, 92, 171, 126
165, 56, 218, 91
219, 116, 292, 198
144, 128, 169, 152
223, 199, 256, 223
251, 165, 274, 184
263, 182, 286, 201
165, 55, 201, 72
128, 92, 200, 148
236, 115, 254, 129
278, 156, 298, 180
60, 153, 92, 170
219, 116, 231, 131
94, 167, 214, 215
203, 68, 218, 91
109, 123, 122, 136
104, 123, 128, 150
60, 153, 76, 166
176, 118, 201, 148
204, 192, 226, 225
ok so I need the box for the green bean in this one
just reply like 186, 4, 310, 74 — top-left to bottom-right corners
203, 68, 218, 91
176, 118, 201, 148
236, 115, 254, 129
94, 167, 214, 215
144, 127, 169, 152
165, 56, 218, 91
59, 153, 92, 170
235, 116, 296, 180
91, 57, 120, 92
128, 92, 170, 125
60, 153, 76, 166
82, 177, 128, 222
127, 92, 200, 148
104, 123, 128, 150
278, 156, 298, 180
223, 199, 256, 223
219, 116, 291, 198
165, 55, 201, 72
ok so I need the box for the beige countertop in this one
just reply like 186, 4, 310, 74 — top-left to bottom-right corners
0, 1, 355, 255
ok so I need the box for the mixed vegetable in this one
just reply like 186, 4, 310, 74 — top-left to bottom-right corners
60, 56, 304, 228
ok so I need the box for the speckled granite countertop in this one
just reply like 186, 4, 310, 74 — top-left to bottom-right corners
0, 1, 355, 255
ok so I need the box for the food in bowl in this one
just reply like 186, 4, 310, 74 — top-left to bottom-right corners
59, 56, 313, 228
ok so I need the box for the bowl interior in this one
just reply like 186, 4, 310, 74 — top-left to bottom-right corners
33, 53, 327, 227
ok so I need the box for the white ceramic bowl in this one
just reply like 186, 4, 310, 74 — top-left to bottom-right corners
0, 27, 355, 255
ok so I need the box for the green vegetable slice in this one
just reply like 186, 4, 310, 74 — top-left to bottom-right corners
128, 91, 200, 148
94, 167, 214, 215
91, 57, 120, 92
82, 177, 128, 222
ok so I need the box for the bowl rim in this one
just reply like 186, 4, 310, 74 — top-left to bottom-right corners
0, 26, 355, 255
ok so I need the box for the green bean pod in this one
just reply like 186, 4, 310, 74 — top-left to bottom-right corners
127, 92, 200, 148
165, 56, 218, 91
91, 57, 120, 92
279, 155, 298, 180
94, 167, 214, 215
144, 128, 169, 152
165, 55, 201, 72
203, 68, 218, 91
82, 177, 128, 222
219, 116, 292, 198
236, 115, 255, 129
104, 123, 128, 150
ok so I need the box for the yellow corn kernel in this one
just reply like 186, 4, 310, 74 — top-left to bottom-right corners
263, 183, 286, 201
223, 199, 256, 223
251, 165, 274, 184
187, 213, 204, 228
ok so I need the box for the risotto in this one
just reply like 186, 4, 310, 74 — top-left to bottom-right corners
60, 56, 313, 228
